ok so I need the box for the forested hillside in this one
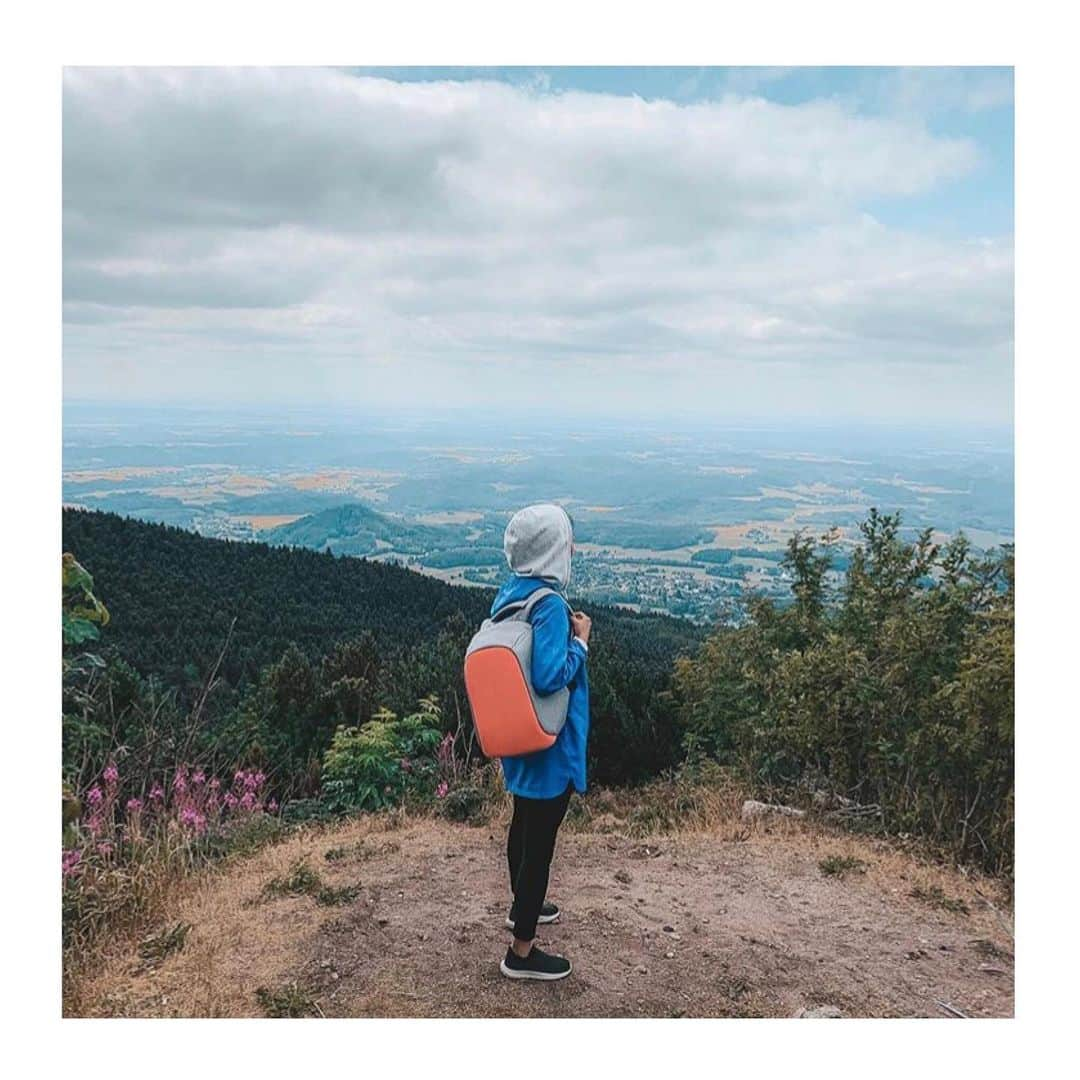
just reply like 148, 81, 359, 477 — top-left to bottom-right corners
62, 509, 703, 791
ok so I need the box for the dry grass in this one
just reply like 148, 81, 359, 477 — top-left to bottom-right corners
65, 771, 1013, 1017
67, 820, 374, 1016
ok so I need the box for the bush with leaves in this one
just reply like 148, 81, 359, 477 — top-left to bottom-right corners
320, 697, 444, 813
63, 553, 110, 648
673, 511, 1014, 874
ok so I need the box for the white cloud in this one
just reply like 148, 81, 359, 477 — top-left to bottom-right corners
879, 66, 1014, 115
62, 67, 1012, 422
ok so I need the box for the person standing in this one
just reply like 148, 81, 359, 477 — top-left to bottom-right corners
491, 503, 591, 981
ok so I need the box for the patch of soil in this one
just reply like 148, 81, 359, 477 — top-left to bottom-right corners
75, 817, 1014, 1018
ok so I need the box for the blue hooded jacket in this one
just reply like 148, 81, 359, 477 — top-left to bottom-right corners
491, 505, 590, 800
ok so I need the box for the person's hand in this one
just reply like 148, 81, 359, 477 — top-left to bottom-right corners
570, 610, 592, 646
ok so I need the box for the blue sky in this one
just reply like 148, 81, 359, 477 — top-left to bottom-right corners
354, 66, 1014, 237
63, 67, 1014, 424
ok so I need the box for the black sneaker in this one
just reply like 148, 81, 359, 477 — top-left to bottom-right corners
505, 900, 560, 930
500, 945, 572, 981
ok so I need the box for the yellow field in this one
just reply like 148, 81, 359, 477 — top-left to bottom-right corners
63, 466, 183, 482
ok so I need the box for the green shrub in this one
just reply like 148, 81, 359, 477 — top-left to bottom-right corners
439, 784, 487, 823
320, 697, 443, 813
674, 513, 1014, 874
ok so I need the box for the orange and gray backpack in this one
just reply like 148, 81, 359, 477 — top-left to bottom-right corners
463, 587, 572, 758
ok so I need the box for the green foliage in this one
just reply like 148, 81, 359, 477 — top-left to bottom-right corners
62, 553, 110, 647
62, 508, 1014, 879
255, 983, 321, 1018
438, 784, 487, 823
261, 859, 360, 906
909, 884, 970, 915
61, 509, 703, 791
818, 855, 868, 879
207, 813, 289, 860
219, 635, 382, 798
321, 697, 443, 813
674, 511, 1014, 874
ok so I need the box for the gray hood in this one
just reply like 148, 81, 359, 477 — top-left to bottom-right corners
503, 503, 574, 591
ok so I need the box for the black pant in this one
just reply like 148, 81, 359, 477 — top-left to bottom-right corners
506, 784, 573, 942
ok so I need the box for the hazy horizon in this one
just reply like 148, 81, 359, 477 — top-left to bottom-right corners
62, 399, 1014, 439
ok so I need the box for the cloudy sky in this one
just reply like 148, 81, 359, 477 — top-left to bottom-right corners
62, 66, 1013, 425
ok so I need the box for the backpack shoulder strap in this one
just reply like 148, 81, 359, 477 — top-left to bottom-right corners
492, 586, 571, 623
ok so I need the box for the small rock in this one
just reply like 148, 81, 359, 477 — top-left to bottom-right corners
664, 951, 675, 959
794, 1005, 844, 1019
663, 925, 676, 933
615, 869, 632, 884
741, 799, 806, 821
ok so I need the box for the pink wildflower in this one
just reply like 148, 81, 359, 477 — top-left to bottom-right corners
192, 770, 206, 786
86, 786, 103, 806
96, 841, 114, 857
149, 784, 165, 802
103, 763, 119, 785
179, 806, 206, 833
126, 797, 143, 813
267, 799, 278, 813
435, 781, 449, 799
437, 733, 454, 766
62, 850, 82, 877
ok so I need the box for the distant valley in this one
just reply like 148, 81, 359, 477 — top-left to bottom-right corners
63, 406, 1014, 623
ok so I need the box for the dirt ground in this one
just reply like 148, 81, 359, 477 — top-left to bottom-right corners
76, 814, 1014, 1019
